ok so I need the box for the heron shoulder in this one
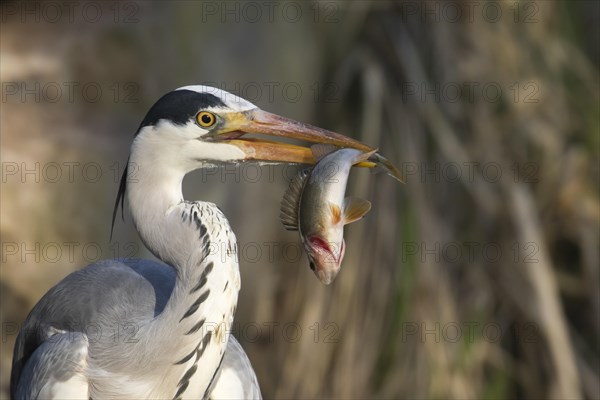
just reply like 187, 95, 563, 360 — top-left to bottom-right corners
11, 259, 176, 395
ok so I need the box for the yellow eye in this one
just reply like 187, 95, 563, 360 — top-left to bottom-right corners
196, 111, 216, 128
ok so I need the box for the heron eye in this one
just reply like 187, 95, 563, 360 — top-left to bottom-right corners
196, 111, 216, 128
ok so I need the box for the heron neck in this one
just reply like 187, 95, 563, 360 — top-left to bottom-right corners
126, 136, 189, 264
125, 141, 240, 398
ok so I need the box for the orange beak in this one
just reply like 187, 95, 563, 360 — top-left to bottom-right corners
211, 108, 402, 180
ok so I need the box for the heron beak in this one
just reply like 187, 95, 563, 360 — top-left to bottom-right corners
212, 109, 402, 180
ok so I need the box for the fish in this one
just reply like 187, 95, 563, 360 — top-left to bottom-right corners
280, 145, 376, 284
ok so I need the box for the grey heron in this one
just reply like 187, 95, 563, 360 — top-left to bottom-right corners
10, 85, 377, 399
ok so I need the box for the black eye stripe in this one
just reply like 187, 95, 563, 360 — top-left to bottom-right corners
136, 90, 226, 133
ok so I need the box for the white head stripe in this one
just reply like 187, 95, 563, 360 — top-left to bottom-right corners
177, 85, 257, 111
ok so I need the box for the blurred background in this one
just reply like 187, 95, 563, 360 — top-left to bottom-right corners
1, 1, 598, 398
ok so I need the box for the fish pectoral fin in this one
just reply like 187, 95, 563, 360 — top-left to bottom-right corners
329, 203, 343, 224
280, 169, 309, 231
310, 144, 339, 162
342, 197, 371, 224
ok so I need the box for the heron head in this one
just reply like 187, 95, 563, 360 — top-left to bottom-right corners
130, 85, 374, 169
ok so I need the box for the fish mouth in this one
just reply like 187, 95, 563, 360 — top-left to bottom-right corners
306, 236, 346, 285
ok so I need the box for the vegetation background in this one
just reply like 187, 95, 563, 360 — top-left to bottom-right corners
1, 1, 598, 398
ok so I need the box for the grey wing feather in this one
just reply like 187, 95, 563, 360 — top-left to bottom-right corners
15, 331, 89, 399
206, 336, 261, 399
11, 259, 175, 397
279, 169, 309, 231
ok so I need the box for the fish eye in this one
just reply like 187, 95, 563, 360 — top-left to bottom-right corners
196, 111, 216, 128
309, 261, 316, 271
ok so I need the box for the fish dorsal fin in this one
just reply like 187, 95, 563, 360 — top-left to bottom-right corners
342, 196, 371, 224
280, 169, 310, 231
310, 144, 339, 162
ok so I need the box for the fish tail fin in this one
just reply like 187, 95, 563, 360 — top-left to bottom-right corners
353, 149, 378, 165
372, 153, 404, 182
